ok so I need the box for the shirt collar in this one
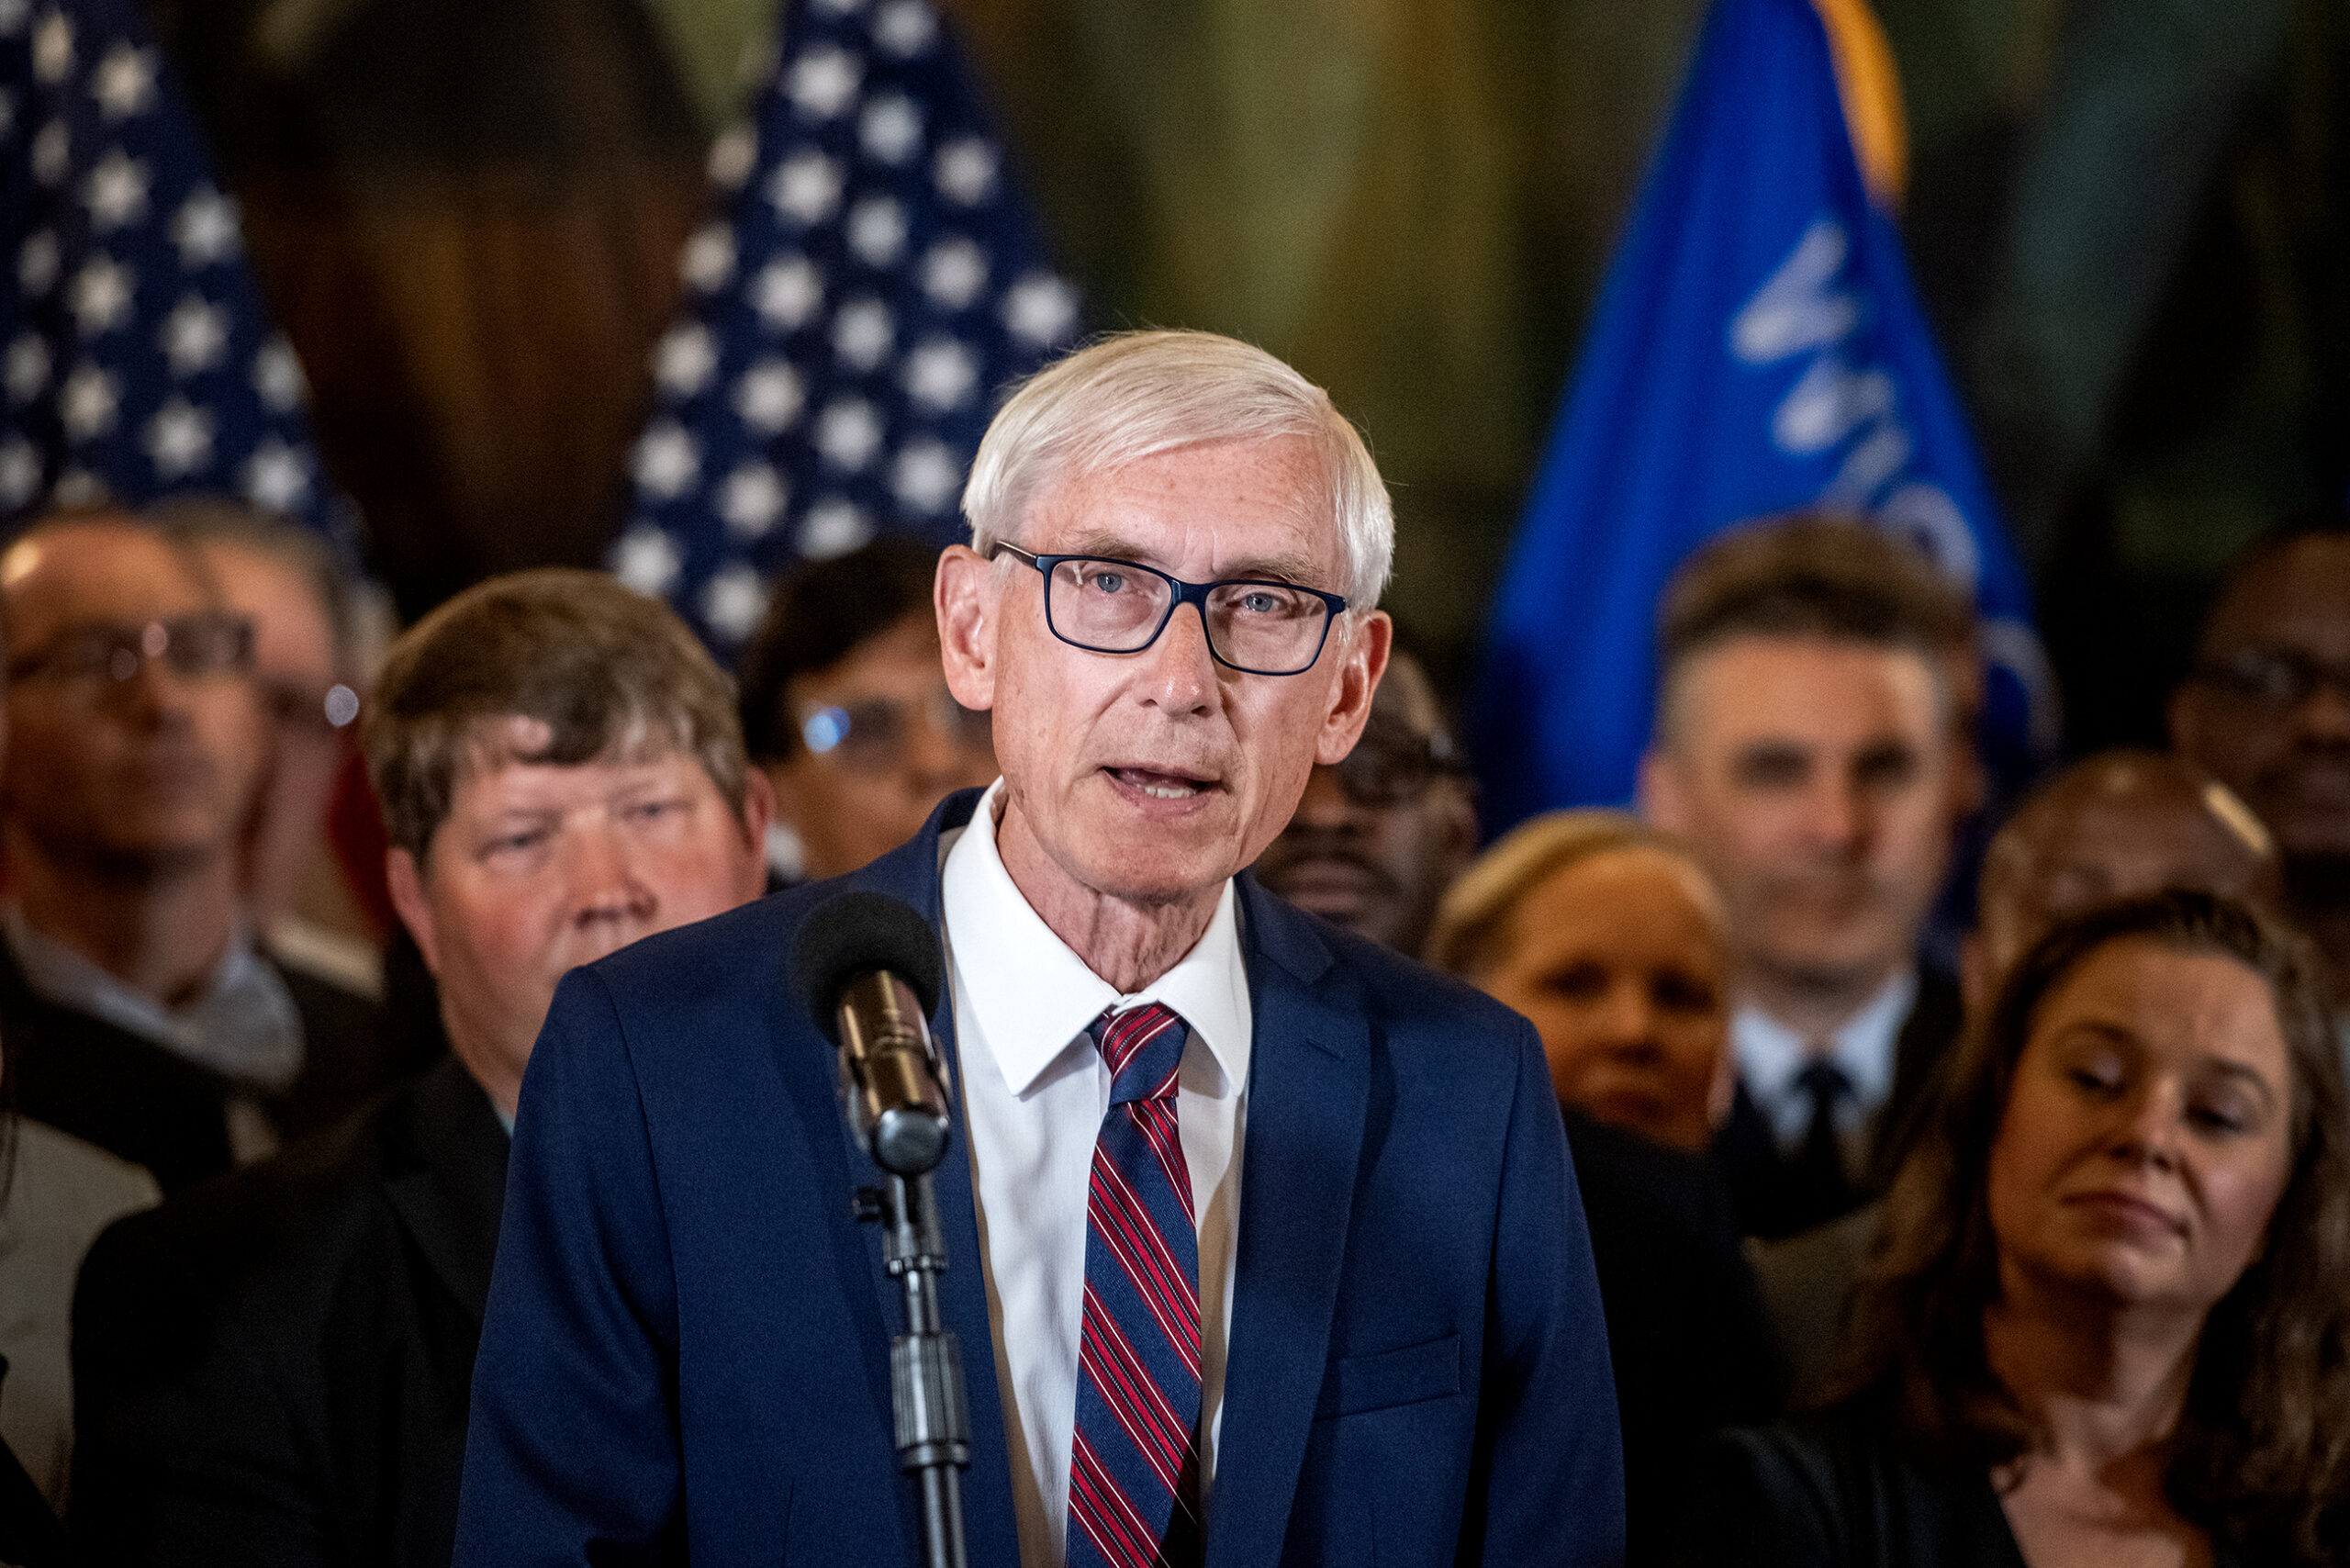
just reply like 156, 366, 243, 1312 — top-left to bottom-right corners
1732, 966, 1916, 1125
4, 904, 304, 1091
941, 778, 1251, 1100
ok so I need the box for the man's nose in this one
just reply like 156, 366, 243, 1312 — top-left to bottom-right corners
567, 823, 658, 927
1799, 775, 1864, 849
1139, 600, 1217, 714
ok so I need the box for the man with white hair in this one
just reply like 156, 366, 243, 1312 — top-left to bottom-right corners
454, 331, 1624, 1566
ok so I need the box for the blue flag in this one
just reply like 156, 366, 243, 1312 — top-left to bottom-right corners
613, 0, 1080, 652
0, 0, 345, 544
1468, 0, 2053, 831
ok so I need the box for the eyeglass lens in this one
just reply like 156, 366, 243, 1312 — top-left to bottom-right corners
801, 689, 992, 770
1045, 557, 1332, 675
2200, 646, 2350, 709
14, 612, 253, 687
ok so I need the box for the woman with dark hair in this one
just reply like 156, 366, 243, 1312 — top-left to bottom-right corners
1687, 889, 2350, 1567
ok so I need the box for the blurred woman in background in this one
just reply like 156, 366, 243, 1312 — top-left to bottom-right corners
1430, 808, 1734, 1151
1692, 890, 2350, 1566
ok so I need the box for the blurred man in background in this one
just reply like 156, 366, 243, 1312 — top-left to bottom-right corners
0, 512, 396, 1193
1639, 516, 1975, 1239
154, 500, 382, 999
734, 536, 996, 883
1252, 643, 1477, 957
2171, 515, 2350, 983
1965, 747, 2281, 1008
70, 568, 772, 1568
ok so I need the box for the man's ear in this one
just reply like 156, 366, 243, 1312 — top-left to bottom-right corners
1315, 610, 1392, 766
386, 846, 441, 977
1638, 747, 1692, 832
935, 543, 998, 711
736, 767, 776, 864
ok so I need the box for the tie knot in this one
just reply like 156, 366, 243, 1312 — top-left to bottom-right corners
1091, 1002, 1188, 1105
1796, 1059, 1853, 1109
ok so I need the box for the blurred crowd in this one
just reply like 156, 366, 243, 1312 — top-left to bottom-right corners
0, 495, 2346, 1564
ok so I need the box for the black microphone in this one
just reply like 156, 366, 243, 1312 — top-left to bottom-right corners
792, 890, 953, 1177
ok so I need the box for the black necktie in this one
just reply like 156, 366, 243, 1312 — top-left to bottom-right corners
1790, 1059, 1854, 1225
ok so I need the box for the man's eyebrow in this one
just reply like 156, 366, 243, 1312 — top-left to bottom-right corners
1057, 531, 1324, 586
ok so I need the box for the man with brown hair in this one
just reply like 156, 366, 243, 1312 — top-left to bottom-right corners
69, 569, 771, 1568
1639, 515, 1976, 1238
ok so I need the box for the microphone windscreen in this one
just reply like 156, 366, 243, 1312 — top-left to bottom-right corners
790, 890, 946, 1040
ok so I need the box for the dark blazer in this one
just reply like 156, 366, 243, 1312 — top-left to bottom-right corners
1711, 969, 1964, 1240
68, 1051, 507, 1568
1564, 1110, 1784, 1565
0, 935, 411, 1193
454, 789, 1626, 1567
1685, 1403, 2246, 1568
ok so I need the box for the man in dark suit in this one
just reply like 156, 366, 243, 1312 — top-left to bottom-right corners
0, 513, 397, 1193
1639, 518, 1975, 1239
67, 570, 775, 1566
455, 331, 1623, 1566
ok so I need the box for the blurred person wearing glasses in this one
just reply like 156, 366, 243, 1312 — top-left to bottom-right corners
152, 499, 384, 1001
0, 512, 406, 1193
2170, 513, 2350, 986
1252, 641, 1476, 957
736, 536, 996, 883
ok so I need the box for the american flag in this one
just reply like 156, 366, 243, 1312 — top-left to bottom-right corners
0, 0, 343, 542
612, 0, 1080, 652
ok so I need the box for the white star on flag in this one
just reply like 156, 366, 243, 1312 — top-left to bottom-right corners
813, 398, 883, 470
788, 48, 861, 119
242, 438, 310, 510
612, 524, 683, 595
718, 462, 788, 536
90, 41, 153, 118
69, 253, 133, 334
252, 337, 306, 409
733, 360, 806, 432
60, 362, 118, 437
171, 186, 240, 265
752, 255, 823, 328
6, 333, 50, 403
142, 395, 212, 476
831, 297, 892, 371
799, 497, 871, 559
158, 292, 227, 375
632, 421, 700, 498
902, 336, 973, 410
31, 12, 70, 83
653, 322, 719, 398
699, 564, 767, 642
767, 151, 844, 226
84, 147, 150, 229
680, 224, 735, 292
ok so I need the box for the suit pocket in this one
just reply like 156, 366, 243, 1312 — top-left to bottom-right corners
1314, 1333, 1460, 1419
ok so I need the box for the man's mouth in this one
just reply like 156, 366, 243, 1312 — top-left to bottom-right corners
1105, 765, 1216, 801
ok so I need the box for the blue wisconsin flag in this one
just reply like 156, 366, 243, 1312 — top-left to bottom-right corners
0, 0, 341, 540
613, 0, 1080, 652
1468, 0, 2052, 830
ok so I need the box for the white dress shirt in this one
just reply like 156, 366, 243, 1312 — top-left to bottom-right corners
939, 780, 1252, 1568
1732, 968, 1916, 1164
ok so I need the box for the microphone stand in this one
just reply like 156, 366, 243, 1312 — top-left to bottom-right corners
858, 1167, 971, 1568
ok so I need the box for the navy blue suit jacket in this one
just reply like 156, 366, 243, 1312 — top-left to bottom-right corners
453, 790, 1624, 1565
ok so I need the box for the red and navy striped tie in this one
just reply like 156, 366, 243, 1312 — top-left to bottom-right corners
1067, 1002, 1204, 1568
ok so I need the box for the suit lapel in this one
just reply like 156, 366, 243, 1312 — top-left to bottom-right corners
814, 790, 1022, 1568
1204, 879, 1368, 1568
381, 1055, 511, 1325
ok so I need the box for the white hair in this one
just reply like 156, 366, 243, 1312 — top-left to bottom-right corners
963, 330, 1393, 608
